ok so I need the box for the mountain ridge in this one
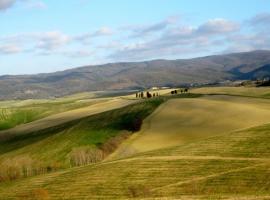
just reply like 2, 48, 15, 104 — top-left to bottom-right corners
1, 50, 270, 100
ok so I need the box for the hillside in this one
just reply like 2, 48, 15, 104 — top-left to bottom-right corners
0, 96, 164, 185
1, 50, 270, 100
109, 93, 270, 159
0, 87, 270, 199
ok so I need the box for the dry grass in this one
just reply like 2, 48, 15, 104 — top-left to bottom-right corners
0, 155, 268, 199
191, 86, 270, 98
69, 146, 104, 167
1, 88, 270, 199
0, 155, 61, 182
112, 95, 270, 157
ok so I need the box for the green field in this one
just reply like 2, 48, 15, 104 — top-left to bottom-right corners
0, 90, 137, 131
0, 94, 106, 131
0, 87, 270, 200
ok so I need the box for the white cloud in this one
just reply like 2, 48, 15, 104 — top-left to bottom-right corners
0, 44, 21, 54
197, 18, 239, 35
109, 18, 239, 61
35, 31, 71, 50
0, 27, 115, 56
75, 27, 114, 44
128, 16, 179, 38
0, 0, 16, 11
1, 14, 270, 61
0, 0, 46, 11
93, 27, 113, 36
224, 32, 270, 53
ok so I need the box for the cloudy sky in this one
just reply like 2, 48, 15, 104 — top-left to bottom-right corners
1, 0, 270, 75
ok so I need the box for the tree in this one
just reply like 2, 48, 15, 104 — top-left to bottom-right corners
174, 90, 178, 94
141, 92, 144, 98
171, 91, 175, 95
146, 91, 152, 98
184, 88, 189, 93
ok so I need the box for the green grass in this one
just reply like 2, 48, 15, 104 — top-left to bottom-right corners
0, 109, 43, 130
0, 98, 165, 169
1, 121, 269, 200
1, 88, 270, 199
0, 96, 108, 131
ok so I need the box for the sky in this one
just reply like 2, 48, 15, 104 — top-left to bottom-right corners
0, 0, 270, 75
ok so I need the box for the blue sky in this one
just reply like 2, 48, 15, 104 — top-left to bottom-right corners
0, 0, 270, 75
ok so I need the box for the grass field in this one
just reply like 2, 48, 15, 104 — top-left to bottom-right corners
110, 94, 270, 158
0, 90, 137, 131
0, 87, 270, 199
0, 88, 175, 132
0, 98, 137, 140
0, 122, 269, 199
192, 86, 270, 98
0, 97, 164, 181
0, 95, 107, 131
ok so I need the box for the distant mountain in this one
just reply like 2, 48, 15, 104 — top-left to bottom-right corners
1, 50, 270, 100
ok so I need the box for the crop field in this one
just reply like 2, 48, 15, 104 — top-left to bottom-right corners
0, 90, 137, 131
0, 87, 269, 200
0, 122, 270, 199
192, 86, 270, 98
0, 97, 163, 181
111, 94, 270, 157
0, 96, 106, 131
0, 98, 137, 139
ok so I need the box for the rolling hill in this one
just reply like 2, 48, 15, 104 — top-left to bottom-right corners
1, 50, 270, 100
0, 87, 270, 199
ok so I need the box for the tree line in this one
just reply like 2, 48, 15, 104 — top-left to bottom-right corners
171, 88, 189, 95
135, 91, 160, 99
135, 88, 189, 98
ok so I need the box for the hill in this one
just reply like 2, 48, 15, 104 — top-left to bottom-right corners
1, 50, 270, 100
0, 95, 164, 179
109, 93, 270, 158
0, 87, 270, 199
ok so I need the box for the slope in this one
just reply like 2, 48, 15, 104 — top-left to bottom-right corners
0, 98, 163, 181
110, 94, 270, 158
1, 103, 270, 199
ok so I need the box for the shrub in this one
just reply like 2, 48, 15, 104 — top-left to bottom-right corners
100, 132, 130, 155
69, 147, 104, 167
0, 155, 34, 181
0, 155, 61, 182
